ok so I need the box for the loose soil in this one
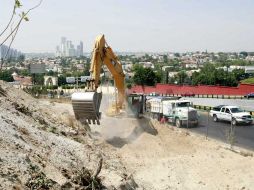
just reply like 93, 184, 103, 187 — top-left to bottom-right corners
1, 82, 254, 190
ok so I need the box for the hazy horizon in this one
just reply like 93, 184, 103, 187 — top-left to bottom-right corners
1, 0, 254, 53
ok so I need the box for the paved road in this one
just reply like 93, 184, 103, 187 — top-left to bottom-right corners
185, 97, 254, 111
189, 111, 254, 150
94, 93, 254, 150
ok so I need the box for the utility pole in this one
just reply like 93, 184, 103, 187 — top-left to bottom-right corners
187, 105, 189, 128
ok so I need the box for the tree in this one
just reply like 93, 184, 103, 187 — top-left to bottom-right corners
176, 71, 188, 85
0, 0, 43, 70
58, 75, 67, 86
0, 70, 14, 82
19, 69, 30, 76
144, 68, 157, 86
163, 55, 168, 64
33, 74, 44, 85
47, 70, 57, 76
126, 83, 132, 89
155, 70, 163, 83
174, 53, 180, 57
232, 69, 245, 81
133, 65, 158, 86
83, 63, 90, 76
191, 63, 239, 87
133, 65, 146, 85
239, 51, 248, 58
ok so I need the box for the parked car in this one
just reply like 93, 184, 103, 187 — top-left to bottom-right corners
244, 92, 254, 99
210, 105, 253, 125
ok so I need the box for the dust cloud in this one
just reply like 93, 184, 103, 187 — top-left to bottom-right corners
90, 86, 158, 148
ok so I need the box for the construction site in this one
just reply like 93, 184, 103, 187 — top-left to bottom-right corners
1, 35, 254, 190
1, 80, 254, 190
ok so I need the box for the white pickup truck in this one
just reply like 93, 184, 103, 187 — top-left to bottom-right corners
210, 105, 253, 125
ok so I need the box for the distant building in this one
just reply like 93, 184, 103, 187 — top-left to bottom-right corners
185, 63, 198, 69
76, 41, 84, 57
46, 64, 62, 73
61, 37, 67, 56
162, 66, 173, 71
76, 64, 84, 71
56, 37, 83, 57
138, 62, 154, 69
0, 45, 22, 59
245, 66, 254, 74
168, 72, 178, 78
44, 76, 58, 86
11, 72, 32, 86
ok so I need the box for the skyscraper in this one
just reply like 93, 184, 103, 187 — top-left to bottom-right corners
79, 41, 83, 56
60, 37, 66, 57
76, 41, 84, 57
55, 37, 84, 57
0, 45, 22, 59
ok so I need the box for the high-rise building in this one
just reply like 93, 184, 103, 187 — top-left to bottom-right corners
76, 41, 83, 57
79, 41, 83, 56
55, 46, 61, 57
60, 37, 66, 57
55, 37, 84, 57
0, 45, 22, 59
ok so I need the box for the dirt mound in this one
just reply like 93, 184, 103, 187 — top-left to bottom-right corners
90, 90, 254, 190
0, 81, 137, 189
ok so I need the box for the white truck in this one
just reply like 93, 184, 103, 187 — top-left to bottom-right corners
210, 105, 253, 125
146, 97, 199, 127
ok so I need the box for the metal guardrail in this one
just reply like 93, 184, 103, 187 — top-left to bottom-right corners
145, 93, 252, 100
163, 94, 248, 99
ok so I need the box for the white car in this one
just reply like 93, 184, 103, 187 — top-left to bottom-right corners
210, 105, 253, 125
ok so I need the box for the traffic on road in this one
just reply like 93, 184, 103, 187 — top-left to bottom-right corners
133, 95, 254, 150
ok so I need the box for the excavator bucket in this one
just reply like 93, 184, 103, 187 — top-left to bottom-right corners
71, 92, 102, 125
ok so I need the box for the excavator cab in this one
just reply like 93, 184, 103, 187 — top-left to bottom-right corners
71, 34, 125, 125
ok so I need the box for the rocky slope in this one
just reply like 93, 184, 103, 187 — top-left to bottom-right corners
0, 81, 135, 189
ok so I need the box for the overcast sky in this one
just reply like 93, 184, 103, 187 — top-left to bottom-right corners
1, 0, 254, 53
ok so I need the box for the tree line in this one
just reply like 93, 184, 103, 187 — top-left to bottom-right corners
131, 63, 250, 87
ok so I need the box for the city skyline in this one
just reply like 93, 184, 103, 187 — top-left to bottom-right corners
0, 45, 23, 59
55, 37, 83, 57
1, 0, 254, 53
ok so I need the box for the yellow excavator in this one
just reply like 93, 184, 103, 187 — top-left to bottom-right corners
71, 35, 125, 125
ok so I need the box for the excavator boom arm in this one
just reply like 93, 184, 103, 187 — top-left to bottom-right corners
71, 34, 125, 125
90, 35, 125, 108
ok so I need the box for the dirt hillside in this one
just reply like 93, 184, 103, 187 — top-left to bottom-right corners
1, 82, 254, 190
0, 81, 134, 189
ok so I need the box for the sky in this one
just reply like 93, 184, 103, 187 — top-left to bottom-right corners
0, 0, 254, 53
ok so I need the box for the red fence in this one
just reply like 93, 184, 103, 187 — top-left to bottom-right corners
129, 83, 254, 96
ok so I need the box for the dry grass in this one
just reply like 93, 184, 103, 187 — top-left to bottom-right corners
60, 114, 90, 135
18, 127, 29, 136
240, 151, 253, 157
50, 98, 71, 104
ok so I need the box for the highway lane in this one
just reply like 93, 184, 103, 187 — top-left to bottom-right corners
183, 97, 254, 111
99, 93, 254, 150
188, 111, 254, 150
